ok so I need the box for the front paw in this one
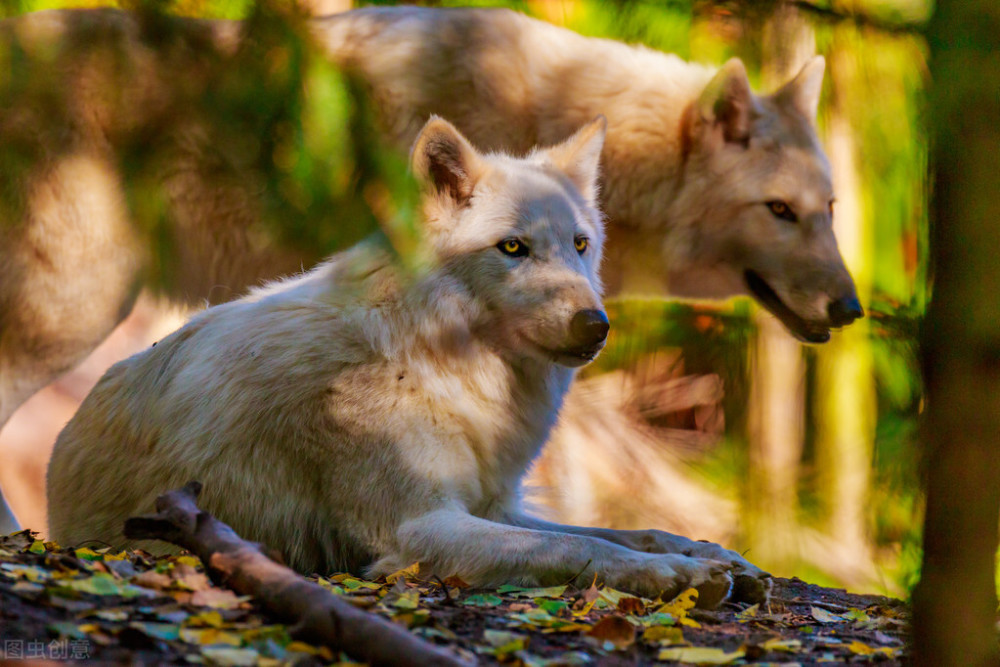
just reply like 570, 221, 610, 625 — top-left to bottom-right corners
634, 531, 771, 604
612, 554, 733, 609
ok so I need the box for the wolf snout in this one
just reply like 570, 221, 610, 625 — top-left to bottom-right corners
569, 309, 610, 348
827, 295, 864, 327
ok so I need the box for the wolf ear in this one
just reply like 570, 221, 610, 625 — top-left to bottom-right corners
695, 58, 757, 147
411, 116, 483, 203
547, 115, 607, 205
774, 55, 825, 122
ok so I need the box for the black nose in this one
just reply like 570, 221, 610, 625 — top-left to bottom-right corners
827, 295, 864, 327
570, 309, 610, 348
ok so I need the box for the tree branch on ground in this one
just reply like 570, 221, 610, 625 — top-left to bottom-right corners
123, 481, 468, 667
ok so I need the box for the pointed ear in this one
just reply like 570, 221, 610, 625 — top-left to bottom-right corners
410, 116, 483, 203
546, 115, 606, 205
774, 55, 825, 122
695, 58, 757, 146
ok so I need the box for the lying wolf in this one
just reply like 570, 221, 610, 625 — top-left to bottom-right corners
47, 117, 765, 606
1, 6, 860, 532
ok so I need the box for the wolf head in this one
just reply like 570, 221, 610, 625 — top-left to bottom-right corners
411, 115, 609, 367
671, 56, 862, 343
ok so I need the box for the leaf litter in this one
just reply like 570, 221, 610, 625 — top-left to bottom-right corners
0, 529, 909, 664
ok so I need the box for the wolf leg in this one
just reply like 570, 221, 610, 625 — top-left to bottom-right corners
0, 496, 18, 535
370, 509, 732, 607
503, 512, 770, 602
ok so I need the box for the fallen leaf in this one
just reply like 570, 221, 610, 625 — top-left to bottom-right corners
847, 640, 899, 657
761, 637, 802, 652
810, 606, 845, 624
186, 610, 225, 628
286, 641, 334, 660
657, 588, 699, 616
200, 647, 259, 666
617, 596, 645, 615
128, 622, 181, 642
480, 629, 529, 657
537, 599, 569, 616
585, 615, 635, 650
385, 562, 420, 584
498, 584, 567, 598
191, 588, 244, 609
736, 603, 759, 620
174, 555, 202, 568
179, 627, 243, 646
131, 570, 173, 591
657, 646, 746, 664
642, 625, 684, 645
441, 575, 470, 589
462, 593, 503, 607
572, 579, 601, 616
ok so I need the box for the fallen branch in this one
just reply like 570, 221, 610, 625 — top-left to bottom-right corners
124, 481, 467, 667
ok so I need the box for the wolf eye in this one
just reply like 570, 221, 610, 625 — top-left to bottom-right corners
498, 238, 529, 257
766, 200, 798, 223
574, 236, 589, 254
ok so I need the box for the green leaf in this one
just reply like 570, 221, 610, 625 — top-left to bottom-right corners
462, 593, 503, 607
129, 622, 181, 641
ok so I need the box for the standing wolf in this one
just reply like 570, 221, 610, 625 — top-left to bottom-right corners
47, 117, 765, 606
1, 6, 860, 532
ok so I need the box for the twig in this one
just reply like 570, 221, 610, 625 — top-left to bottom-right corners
771, 596, 857, 613
124, 481, 468, 667
563, 558, 594, 589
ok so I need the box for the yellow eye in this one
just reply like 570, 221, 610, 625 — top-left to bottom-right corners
765, 200, 798, 223
498, 238, 529, 257
574, 237, 589, 253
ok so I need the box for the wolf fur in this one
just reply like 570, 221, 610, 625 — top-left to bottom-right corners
2, 6, 858, 533
47, 117, 764, 606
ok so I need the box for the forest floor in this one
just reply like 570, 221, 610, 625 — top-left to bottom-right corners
0, 529, 908, 665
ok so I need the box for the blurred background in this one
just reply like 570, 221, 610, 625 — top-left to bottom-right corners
0, 0, 929, 597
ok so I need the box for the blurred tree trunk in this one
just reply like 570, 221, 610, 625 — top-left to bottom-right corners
813, 24, 876, 580
746, 1, 812, 572
912, 2, 1000, 666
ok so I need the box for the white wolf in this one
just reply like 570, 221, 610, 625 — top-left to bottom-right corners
46, 117, 764, 606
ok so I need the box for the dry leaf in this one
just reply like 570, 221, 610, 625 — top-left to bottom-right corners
585, 615, 636, 650
617, 596, 645, 615
657, 646, 746, 664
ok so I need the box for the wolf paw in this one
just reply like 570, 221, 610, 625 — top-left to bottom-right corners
614, 554, 733, 609
631, 530, 771, 605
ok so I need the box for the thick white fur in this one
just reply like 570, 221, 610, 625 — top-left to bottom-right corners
47, 118, 755, 605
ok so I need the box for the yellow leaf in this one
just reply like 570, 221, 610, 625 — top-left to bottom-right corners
103, 551, 129, 561
657, 588, 699, 616
185, 610, 225, 628
175, 555, 202, 568
74, 547, 103, 561
642, 625, 684, 645
179, 627, 243, 646
657, 646, 746, 664
762, 638, 802, 652
385, 562, 420, 584
736, 603, 759, 620
847, 640, 898, 657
